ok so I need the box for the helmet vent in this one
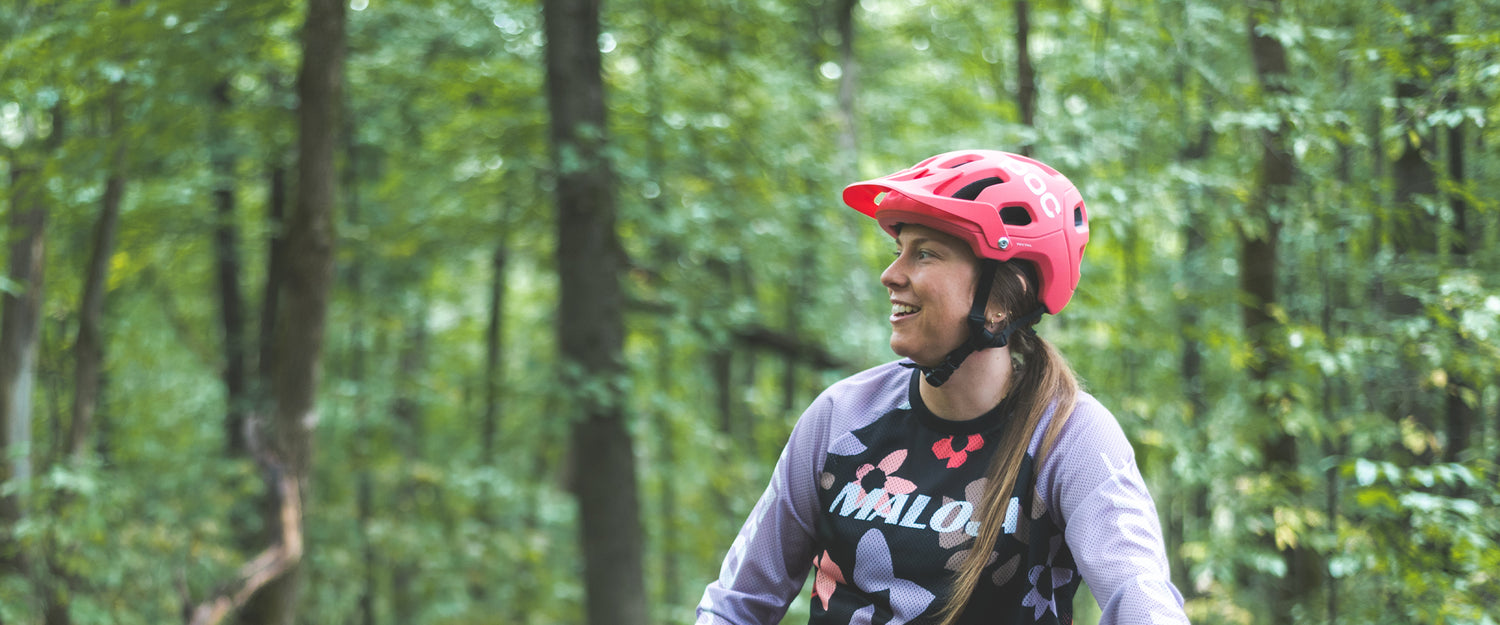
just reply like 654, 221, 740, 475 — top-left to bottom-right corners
1074, 204, 1086, 228
938, 155, 982, 169
1000, 205, 1033, 226
951, 176, 1004, 201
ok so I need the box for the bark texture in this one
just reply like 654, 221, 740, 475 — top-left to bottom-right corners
69, 157, 122, 461
237, 0, 344, 621
211, 79, 251, 459
542, 1, 648, 624
0, 159, 48, 575
258, 165, 288, 387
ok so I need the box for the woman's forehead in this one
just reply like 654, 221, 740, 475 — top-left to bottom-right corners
894, 224, 967, 250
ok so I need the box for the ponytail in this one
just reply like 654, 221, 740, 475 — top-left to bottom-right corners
932, 269, 1080, 625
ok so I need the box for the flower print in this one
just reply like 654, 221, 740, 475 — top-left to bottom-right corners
1010, 485, 1046, 547
1021, 535, 1075, 621
943, 550, 1021, 587
854, 449, 917, 515
937, 478, 988, 549
932, 434, 984, 468
991, 553, 1021, 587
852, 529, 935, 625
829, 432, 868, 457
811, 551, 846, 611
943, 547, 996, 572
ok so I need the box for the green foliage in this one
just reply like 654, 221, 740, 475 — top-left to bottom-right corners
2, 0, 1499, 623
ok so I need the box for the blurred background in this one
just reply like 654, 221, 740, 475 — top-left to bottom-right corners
1, 0, 1497, 623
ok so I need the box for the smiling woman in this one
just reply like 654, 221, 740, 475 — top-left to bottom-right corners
696, 150, 1189, 625
881, 226, 983, 370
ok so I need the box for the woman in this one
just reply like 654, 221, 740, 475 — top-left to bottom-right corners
696, 150, 1189, 625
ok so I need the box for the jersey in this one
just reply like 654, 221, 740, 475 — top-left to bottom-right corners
695, 360, 1189, 625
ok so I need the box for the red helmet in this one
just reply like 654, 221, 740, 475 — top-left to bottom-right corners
843, 149, 1090, 314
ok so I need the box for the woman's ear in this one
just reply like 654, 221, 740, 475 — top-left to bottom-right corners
984, 311, 1007, 333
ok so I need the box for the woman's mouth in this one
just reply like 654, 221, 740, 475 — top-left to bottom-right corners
891, 303, 920, 320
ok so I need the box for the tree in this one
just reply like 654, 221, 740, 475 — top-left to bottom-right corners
212, 78, 251, 460
68, 90, 124, 463
223, 0, 344, 621
1243, 2, 1316, 621
0, 105, 56, 579
1013, 0, 1035, 156
835, 0, 858, 166
543, 1, 648, 625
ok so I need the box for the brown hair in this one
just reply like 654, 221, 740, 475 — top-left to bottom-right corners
933, 261, 1080, 625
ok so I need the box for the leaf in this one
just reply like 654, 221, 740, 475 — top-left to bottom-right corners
1354, 458, 1378, 486
1355, 488, 1399, 511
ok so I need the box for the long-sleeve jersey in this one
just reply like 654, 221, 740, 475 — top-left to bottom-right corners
696, 361, 1189, 625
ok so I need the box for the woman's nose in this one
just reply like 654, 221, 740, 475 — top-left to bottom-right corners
880, 258, 906, 290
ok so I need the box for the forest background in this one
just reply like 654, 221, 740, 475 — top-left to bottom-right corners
1, 0, 1498, 624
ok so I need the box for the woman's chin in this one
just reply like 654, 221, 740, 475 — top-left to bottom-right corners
890, 343, 938, 368
891, 335, 971, 369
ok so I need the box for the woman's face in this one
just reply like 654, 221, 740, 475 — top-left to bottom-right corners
880, 224, 982, 367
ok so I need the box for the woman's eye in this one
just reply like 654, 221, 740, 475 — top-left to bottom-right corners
892, 247, 935, 260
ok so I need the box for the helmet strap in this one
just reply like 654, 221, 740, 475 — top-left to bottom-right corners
900, 260, 1044, 387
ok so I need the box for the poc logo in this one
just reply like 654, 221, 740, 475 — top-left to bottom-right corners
999, 158, 1061, 219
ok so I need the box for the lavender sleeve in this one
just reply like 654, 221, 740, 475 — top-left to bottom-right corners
695, 392, 832, 625
1036, 394, 1190, 625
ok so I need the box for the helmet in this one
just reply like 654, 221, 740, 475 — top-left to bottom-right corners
843, 150, 1089, 315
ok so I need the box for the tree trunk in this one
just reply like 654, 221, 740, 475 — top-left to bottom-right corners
1391, 104, 1439, 256
464, 245, 505, 610
1436, 3, 1471, 464
1323, 27, 1360, 623
481, 247, 506, 465
654, 357, 682, 608
339, 103, 377, 625
47, 87, 125, 622
1443, 127, 1474, 465
1014, 0, 1036, 156
1387, 0, 1455, 462
0, 129, 52, 576
211, 79, 251, 459
641, 10, 683, 607
712, 273, 735, 438
391, 309, 428, 624
835, 0, 857, 168
355, 472, 376, 625
542, 1, 648, 624
1245, 2, 1315, 621
709, 263, 737, 521
238, 0, 344, 621
258, 165, 288, 387
1170, 0, 1214, 597
236, 157, 286, 625
1447, 118, 1468, 259
69, 114, 124, 462
1174, 114, 1213, 603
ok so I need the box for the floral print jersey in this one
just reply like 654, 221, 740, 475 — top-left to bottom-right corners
696, 361, 1189, 625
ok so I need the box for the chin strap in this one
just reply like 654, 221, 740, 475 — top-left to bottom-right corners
900, 261, 1045, 388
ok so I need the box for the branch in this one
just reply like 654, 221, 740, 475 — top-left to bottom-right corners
623, 294, 847, 370
187, 473, 303, 625
732, 325, 846, 370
